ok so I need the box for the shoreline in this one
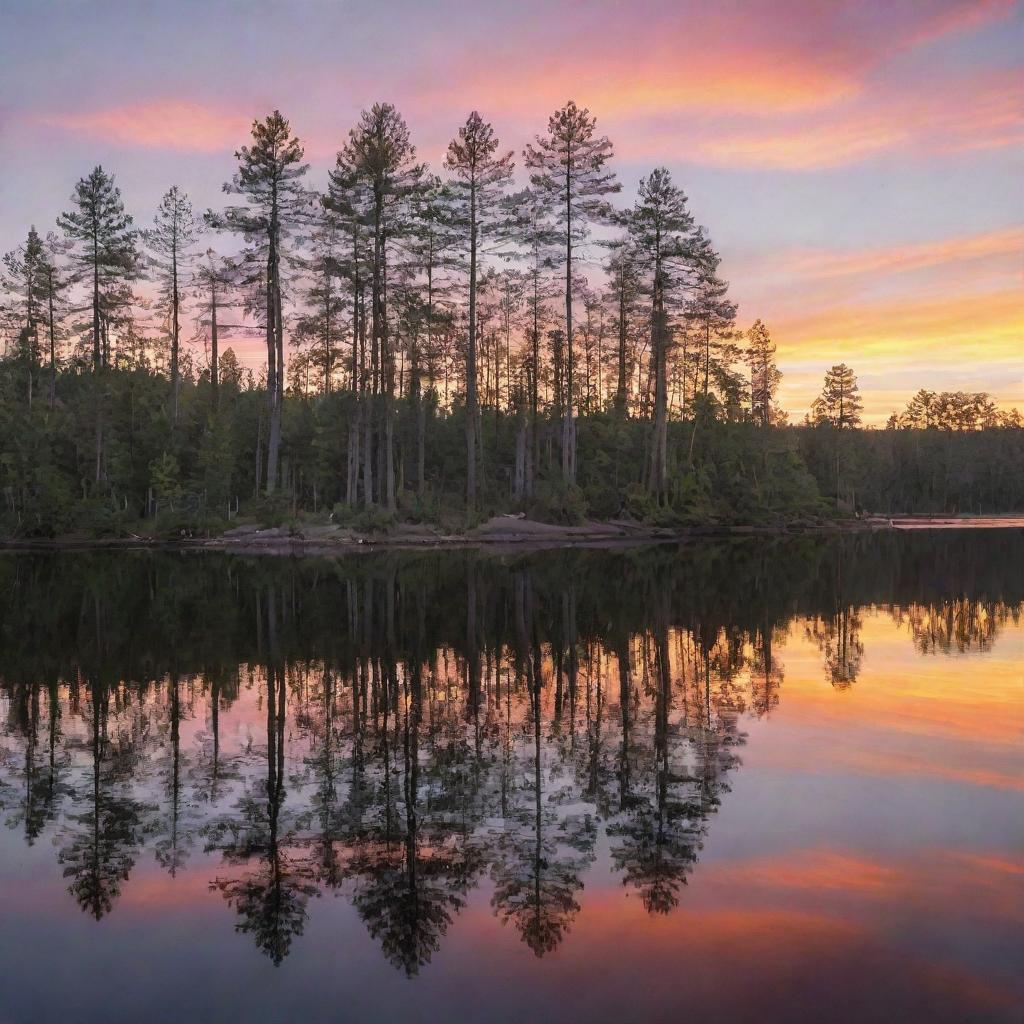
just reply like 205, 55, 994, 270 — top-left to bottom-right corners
2, 514, 1022, 557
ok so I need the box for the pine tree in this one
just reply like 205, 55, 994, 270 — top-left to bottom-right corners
684, 235, 736, 464
295, 210, 348, 396
325, 157, 375, 505
747, 319, 782, 427
811, 363, 864, 510
334, 103, 423, 510
58, 167, 138, 485
405, 176, 459, 499
627, 168, 699, 499
144, 186, 198, 424
811, 364, 863, 427
445, 111, 514, 509
40, 232, 71, 409
603, 237, 641, 417
57, 167, 138, 371
524, 101, 619, 485
505, 188, 559, 497
211, 111, 309, 496
192, 249, 235, 407
1, 226, 47, 404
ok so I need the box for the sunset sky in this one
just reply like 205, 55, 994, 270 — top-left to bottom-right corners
2, 0, 1021, 422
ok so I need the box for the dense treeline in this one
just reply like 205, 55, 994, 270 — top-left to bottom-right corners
1, 104, 1021, 536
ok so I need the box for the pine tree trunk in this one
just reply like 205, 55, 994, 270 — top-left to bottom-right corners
514, 405, 527, 502
562, 178, 576, 486
649, 262, 668, 499
47, 271, 57, 410
466, 178, 479, 510
170, 244, 180, 425
210, 284, 219, 408
265, 222, 281, 495
615, 274, 628, 415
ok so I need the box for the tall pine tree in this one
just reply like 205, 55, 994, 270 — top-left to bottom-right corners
211, 111, 309, 496
144, 186, 198, 424
524, 102, 619, 486
445, 111, 514, 509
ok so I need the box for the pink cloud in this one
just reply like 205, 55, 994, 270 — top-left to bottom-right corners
38, 100, 253, 153
405, 0, 1016, 129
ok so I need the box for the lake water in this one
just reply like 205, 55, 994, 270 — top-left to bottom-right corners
0, 535, 1021, 1024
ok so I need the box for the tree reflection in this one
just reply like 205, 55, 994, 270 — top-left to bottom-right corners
894, 598, 1014, 655
609, 619, 743, 914
0, 536, 1020, 969
490, 574, 595, 955
57, 679, 148, 920
205, 593, 317, 966
807, 606, 864, 689
2, 682, 69, 844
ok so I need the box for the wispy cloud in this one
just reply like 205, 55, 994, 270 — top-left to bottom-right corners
766, 228, 1023, 282
677, 74, 1023, 170
37, 100, 252, 153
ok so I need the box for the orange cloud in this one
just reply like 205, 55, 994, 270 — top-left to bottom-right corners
684, 75, 1023, 170
39, 100, 252, 153
775, 287, 1024, 360
763, 227, 1023, 283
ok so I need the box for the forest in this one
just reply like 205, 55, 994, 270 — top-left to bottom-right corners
2, 104, 1023, 538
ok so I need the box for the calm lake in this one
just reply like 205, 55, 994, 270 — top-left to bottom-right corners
0, 535, 1021, 1024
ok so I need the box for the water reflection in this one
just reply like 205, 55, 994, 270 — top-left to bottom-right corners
0, 533, 1022, 991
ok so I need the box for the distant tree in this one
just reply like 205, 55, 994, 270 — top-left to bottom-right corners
747, 319, 782, 427
687, 239, 737, 411
603, 237, 641, 417
295, 210, 347, 396
218, 346, 244, 390
811, 363, 863, 428
39, 233, 71, 408
57, 167, 139, 486
445, 111, 515, 508
685, 238, 737, 464
505, 187, 559, 495
893, 389, 1002, 432
192, 249, 235, 405
901, 388, 938, 429
144, 186, 198, 424
1, 226, 47, 404
524, 101, 620, 486
405, 176, 459, 497
810, 363, 863, 509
